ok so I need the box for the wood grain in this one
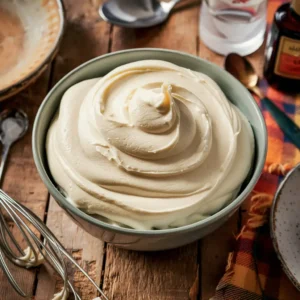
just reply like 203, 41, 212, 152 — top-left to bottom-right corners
0, 69, 51, 300
198, 41, 225, 66
34, 0, 111, 299
111, 0, 200, 52
103, 2, 201, 300
35, 199, 104, 300
51, 0, 111, 83
104, 244, 199, 300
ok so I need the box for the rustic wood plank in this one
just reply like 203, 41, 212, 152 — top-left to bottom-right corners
51, 0, 112, 83
35, 198, 104, 300
34, 0, 111, 299
104, 244, 199, 300
111, 0, 200, 52
0, 68, 51, 299
103, 2, 200, 300
198, 41, 225, 66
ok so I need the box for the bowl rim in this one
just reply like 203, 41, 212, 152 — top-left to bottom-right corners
33, 48, 267, 236
0, 0, 65, 97
270, 163, 300, 291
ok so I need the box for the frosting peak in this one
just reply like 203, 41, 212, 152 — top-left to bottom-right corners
128, 83, 175, 134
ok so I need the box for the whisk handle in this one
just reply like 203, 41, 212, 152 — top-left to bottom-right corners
0, 144, 10, 186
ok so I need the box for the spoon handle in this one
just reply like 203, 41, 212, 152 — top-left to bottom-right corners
262, 97, 300, 150
0, 144, 11, 185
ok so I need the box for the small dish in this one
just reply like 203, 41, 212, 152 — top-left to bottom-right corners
271, 163, 300, 290
0, 0, 64, 101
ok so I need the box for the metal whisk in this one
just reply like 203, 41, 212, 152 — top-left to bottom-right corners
0, 190, 108, 299
0, 109, 108, 300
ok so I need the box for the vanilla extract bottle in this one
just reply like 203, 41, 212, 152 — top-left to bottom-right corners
264, 0, 300, 92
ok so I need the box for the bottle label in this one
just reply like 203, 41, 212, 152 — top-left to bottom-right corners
274, 36, 300, 79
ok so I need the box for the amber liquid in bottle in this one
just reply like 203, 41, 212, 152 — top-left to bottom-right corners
264, 0, 300, 93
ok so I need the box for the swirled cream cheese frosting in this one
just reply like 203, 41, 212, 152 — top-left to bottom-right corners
46, 60, 254, 230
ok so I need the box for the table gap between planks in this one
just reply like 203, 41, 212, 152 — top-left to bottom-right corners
1, 0, 266, 299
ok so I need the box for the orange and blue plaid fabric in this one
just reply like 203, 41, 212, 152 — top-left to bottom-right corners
213, 1, 300, 299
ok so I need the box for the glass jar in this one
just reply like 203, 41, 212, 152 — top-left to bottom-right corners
200, 0, 267, 56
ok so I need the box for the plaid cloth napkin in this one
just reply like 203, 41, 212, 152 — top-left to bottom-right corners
212, 80, 300, 299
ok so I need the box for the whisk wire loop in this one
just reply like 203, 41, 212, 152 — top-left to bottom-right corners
0, 190, 108, 300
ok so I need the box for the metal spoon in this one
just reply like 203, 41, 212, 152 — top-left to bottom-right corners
225, 53, 300, 150
99, 0, 181, 28
0, 109, 29, 183
225, 53, 264, 98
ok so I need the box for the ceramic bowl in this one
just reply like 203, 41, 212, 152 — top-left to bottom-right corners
33, 49, 267, 251
0, 0, 64, 101
271, 163, 300, 290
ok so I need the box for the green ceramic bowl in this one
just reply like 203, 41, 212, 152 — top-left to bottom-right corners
33, 49, 267, 251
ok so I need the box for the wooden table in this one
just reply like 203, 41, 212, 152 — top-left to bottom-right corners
0, 1, 283, 299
